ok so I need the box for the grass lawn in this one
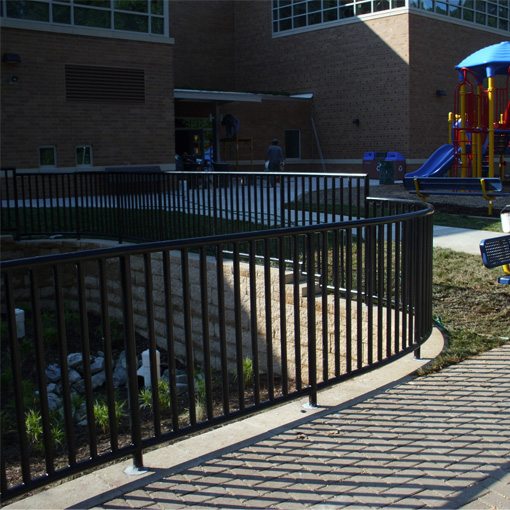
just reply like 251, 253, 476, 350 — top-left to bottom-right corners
433, 211, 503, 232
418, 247, 510, 375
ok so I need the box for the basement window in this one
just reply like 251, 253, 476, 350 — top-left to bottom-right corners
39, 146, 56, 168
76, 145, 93, 167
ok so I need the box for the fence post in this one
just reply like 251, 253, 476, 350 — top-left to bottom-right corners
306, 233, 318, 408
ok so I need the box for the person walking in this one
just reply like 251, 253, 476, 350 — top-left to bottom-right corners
265, 138, 283, 186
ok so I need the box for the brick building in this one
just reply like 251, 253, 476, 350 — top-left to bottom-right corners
1, 0, 508, 174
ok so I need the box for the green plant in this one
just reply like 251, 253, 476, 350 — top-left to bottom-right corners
194, 370, 206, 406
139, 379, 172, 414
235, 357, 254, 387
43, 325, 59, 347
93, 397, 126, 434
25, 409, 43, 452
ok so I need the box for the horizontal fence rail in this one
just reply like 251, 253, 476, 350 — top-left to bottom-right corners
0, 170, 434, 503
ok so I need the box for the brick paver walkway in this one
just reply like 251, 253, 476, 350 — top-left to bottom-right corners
96, 343, 510, 509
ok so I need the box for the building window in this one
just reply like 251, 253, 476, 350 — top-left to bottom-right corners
285, 130, 301, 159
76, 145, 93, 166
2, 0, 167, 36
39, 146, 56, 167
272, 0, 508, 34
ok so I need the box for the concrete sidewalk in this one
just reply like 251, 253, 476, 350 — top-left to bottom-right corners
433, 225, 505, 255
7, 332, 510, 509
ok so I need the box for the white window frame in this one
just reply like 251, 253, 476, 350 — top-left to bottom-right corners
0, 0, 171, 40
272, 0, 508, 35
76, 145, 93, 167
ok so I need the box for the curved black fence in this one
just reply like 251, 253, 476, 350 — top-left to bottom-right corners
0, 171, 434, 503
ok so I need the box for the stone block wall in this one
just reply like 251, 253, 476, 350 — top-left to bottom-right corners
1, 238, 396, 385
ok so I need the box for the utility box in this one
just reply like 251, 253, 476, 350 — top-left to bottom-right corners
362, 152, 387, 179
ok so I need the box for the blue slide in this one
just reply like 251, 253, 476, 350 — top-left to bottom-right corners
405, 144, 454, 180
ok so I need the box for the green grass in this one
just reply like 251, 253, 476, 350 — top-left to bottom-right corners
432, 212, 503, 232
418, 247, 510, 375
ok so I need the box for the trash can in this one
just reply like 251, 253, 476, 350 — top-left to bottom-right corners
212, 162, 230, 187
362, 152, 387, 179
379, 160, 395, 185
385, 152, 406, 178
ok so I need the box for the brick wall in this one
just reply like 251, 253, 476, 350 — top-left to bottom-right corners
231, 2, 507, 165
170, 0, 236, 91
1, 29, 175, 169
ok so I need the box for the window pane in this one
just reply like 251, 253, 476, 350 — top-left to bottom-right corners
308, 0, 322, 12
39, 147, 56, 167
151, 16, 163, 34
279, 18, 292, 30
6, 0, 50, 21
115, 12, 148, 32
151, 0, 163, 15
293, 14, 307, 26
74, 6, 111, 27
476, 11, 486, 23
436, 2, 448, 15
114, 0, 148, 13
75, 1, 110, 7
293, 2, 307, 16
339, 5, 355, 18
323, 7, 338, 21
53, 4, 71, 23
356, 1, 372, 15
374, 1, 390, 12
308, 11, 322, 24
463, 8, 474, 20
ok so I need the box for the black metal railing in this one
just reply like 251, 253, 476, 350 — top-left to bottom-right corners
0, 171, 434, 503
1, 168, 370, 243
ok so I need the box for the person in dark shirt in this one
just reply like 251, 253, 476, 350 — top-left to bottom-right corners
265, 139, 283, 185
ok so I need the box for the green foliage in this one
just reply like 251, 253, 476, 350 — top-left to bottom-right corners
139, 378, 171, 414
93, 397, 126, 434
194, 370, 206, 407
25, 409, 43, 452
25, 408, 66, 453
235, 357, 254, 387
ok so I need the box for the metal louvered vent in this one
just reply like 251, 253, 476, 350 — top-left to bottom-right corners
65, 65, 145, 103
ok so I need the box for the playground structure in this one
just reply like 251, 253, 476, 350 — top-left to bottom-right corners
404, 42, 510, 213
451, 41, 510, 179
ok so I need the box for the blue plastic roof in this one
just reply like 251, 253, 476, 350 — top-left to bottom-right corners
455, 41, 510, 81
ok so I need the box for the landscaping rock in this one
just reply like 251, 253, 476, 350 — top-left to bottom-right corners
67, 352, 83, 369
46, 364, 61, 383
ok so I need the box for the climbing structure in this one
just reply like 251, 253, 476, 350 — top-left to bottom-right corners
451, 41, 510, 179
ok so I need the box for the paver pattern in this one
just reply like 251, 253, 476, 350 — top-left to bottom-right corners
96, 343, 510, 509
